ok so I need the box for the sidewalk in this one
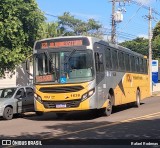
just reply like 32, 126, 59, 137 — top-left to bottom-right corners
152, 82, 160, 96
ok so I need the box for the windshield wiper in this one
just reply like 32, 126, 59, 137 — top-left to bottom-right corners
44, 51, 56, 77
64, 49, 76, 64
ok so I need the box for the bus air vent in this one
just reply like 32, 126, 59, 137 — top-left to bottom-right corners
39, 86, 84, 93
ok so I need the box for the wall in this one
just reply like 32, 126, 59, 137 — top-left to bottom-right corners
0, 63, 33, 88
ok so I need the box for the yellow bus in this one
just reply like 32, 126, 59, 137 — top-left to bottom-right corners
32, 36, 150, 117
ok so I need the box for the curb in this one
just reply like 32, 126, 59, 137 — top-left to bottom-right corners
152, 91, 160, 97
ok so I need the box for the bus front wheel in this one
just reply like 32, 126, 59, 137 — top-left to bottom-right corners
35, 111, 43, 116
56, 113, 66, 118
103, 95, 113, 116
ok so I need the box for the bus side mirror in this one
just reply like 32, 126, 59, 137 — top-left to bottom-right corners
25, 59, 33, 76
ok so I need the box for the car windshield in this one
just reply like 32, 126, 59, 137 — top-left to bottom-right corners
34, 49, 94, 84
0, 88, 17, 98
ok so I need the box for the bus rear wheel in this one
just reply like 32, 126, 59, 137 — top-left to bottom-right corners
134, 90, 140, 107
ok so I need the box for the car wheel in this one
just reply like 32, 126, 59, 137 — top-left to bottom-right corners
3, 107, 13, 120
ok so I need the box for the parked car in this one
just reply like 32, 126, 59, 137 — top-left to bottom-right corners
0, 86, 35, 120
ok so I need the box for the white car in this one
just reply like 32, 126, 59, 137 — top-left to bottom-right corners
0, 86, 35, 120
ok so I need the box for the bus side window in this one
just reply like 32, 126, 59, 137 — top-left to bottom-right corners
112, 50, 118, 70
118, 52, 125, 71
95, 52, 104, 72
140, 58, 144, 73
125, 54, 130, 72
136, 57, 140, 72
131, 55, 136, 72
105, 48, 112, 69
144, 59, 148, 74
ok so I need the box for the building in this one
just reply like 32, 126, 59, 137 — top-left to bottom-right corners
0, 63, 33, 88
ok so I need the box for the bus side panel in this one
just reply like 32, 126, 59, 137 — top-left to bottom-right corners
97, 71, 126, 108
116, 73, 150, 105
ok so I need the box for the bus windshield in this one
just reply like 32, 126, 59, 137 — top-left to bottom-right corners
34, 49, 94, 84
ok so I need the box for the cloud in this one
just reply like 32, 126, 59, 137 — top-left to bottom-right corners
138, 34, 148, 39
72, 12, 100, 20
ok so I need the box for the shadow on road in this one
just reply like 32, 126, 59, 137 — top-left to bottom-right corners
0, 102, 145, 122
19, 102, 145, 121
0, 118, 160, 141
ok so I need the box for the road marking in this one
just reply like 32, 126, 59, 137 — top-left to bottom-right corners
121, 111, 160, 123
42, 111, 160, 139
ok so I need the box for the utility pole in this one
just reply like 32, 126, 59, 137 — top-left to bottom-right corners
111, 0, 116, 44
111, 0, 129, 44
148, 7, 152, 95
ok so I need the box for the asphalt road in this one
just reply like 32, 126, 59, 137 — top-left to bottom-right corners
0, 96, 160, 147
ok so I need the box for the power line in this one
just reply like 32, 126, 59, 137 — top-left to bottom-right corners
130, 0, 160, 17
117, 4, 143, 35
44, 12, 59, 18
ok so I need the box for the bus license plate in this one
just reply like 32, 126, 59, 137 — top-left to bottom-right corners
56, 104, 66, 108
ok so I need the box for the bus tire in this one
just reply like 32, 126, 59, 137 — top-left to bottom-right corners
104, 94, 113, 116
36, 111, 43, 116
134, 90, 140, 107
3, 107, 13, 120
56, 113, 66, 118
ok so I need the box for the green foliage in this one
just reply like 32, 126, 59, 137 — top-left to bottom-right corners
120, 37, 149, 56
152, 21, 160, 60
120, 21, 160, 61
152, 21, 160, 40
58, 12, 103, 38
0, 0, 45, 76
39, 22, 65, 38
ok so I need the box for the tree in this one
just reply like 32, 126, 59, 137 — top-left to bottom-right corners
120, 37, 149, 56
152, 21, 160, 58
120, 21, 160, 60
0, 0, 45, 76
39, 22, 65, 38
58, 12, 103, 38
152, 21, 160, 40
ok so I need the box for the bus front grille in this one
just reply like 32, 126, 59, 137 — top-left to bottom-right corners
43, 99, 81, 109
39, 86, 84, 93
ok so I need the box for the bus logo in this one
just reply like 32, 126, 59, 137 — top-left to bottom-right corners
126, 74, 132, 82
60, 77, 66, 83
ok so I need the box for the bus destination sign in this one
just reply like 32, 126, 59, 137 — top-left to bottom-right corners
36, 75, 53, 82
41, 40, 82, 49
35, 37, 90, 50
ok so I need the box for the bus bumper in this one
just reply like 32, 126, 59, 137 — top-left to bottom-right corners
34, 98, 92, 112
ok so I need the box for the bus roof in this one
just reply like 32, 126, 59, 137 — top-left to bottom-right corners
35, 36, 88, 42
34, 36, 147, 58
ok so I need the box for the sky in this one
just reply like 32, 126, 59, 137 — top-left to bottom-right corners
36, 0, 160, 42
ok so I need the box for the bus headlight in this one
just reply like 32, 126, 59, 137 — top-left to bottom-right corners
81, 88, 95, 101
34, 93, 42, 103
